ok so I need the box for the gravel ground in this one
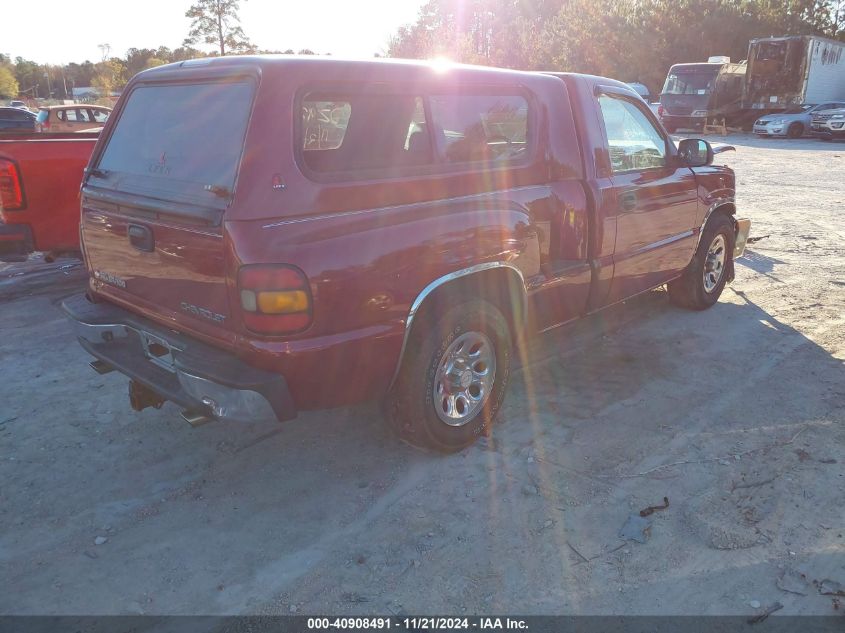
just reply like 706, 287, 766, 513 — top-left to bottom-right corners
1, 134, 843, 617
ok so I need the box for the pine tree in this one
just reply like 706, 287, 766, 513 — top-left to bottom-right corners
184, 0, 254, 56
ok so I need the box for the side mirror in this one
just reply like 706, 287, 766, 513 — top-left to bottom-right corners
677, 138, 713, 167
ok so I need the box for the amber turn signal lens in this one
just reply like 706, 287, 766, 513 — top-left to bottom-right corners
256, 290, 309, 314
237, 264, 313, 335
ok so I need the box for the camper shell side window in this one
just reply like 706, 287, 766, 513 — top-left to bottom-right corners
295, 84, 534, 182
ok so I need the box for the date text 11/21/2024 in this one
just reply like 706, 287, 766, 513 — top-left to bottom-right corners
307, 617, 528, 630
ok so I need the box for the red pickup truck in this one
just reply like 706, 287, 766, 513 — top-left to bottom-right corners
0, 133, 97, 261
62, 57, 750, 452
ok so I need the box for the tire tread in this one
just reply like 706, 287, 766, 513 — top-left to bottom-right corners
668, 213, 735, 311
385, 299, 511, 452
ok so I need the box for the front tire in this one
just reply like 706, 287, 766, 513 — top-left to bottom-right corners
668, 213, 735, 310
787, 122, 804, 139
386, 299, 512, 452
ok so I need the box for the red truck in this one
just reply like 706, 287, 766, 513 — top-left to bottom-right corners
0, 133, 98, 261
62, 57, 750, 452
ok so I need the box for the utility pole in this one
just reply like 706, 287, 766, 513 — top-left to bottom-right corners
43, 68, 52, 99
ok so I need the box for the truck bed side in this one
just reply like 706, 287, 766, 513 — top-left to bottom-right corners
0, 134, 97, 257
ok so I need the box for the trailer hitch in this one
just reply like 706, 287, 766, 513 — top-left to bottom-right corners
128, 380, 166, 412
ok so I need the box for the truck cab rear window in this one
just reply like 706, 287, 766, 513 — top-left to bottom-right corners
96, 81, 254, 193
429, 95, 528, 163
300, 91, 529, 175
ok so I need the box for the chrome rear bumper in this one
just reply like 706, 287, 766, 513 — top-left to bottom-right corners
62, 293, 296, 424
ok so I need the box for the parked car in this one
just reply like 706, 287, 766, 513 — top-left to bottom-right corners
0, 107, 36, 135
753, 102, 845, 138
810, 107, 845, 140
9, 100, 30, 110
35, 105, 111, 133
0, 132, 99, 261
627, 82, 653, 101
627, 82, 661, 117
62, 57, 749, 452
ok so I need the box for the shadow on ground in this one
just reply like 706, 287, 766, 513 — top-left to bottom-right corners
2, 269, 843, 615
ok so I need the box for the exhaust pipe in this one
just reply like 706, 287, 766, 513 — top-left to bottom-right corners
126, 380, 214, 426
181, 409, 213, 427
89, 360, 115, 375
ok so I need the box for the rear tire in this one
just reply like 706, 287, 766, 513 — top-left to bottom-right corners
385, 299, 512, 452
668, 213, 735, 311
787, 123, 804, 139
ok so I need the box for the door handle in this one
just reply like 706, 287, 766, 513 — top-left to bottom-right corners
128, 224, 154, 252
619, 192, 637, 211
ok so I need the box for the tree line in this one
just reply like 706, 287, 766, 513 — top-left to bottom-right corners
387, 0, 845, 94
0, 0, 314, 101
1, 47, 200, 101
0, 44, 319, 102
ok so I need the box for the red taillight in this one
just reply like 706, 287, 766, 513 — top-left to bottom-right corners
0, 158, 25, 211
237, 265, 312, 335
657, 104, 664, 118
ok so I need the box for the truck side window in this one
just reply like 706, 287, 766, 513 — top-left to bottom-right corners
598, 94, 666, 173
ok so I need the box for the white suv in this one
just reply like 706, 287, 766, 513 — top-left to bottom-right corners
810, 107, 845, 140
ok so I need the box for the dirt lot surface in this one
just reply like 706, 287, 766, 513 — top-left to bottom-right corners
1, 135, 843, 617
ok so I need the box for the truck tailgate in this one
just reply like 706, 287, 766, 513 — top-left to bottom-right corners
81, 201, 234, 345
79, 78, 256, 345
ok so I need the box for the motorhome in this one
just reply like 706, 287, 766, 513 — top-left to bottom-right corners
659, 56, 746, 132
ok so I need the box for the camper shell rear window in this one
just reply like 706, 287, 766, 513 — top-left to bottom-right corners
90, 79, 255, 218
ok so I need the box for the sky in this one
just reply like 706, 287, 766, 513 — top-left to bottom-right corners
1, 0, 426, 65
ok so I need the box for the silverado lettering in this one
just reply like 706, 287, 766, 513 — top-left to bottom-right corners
180, 302, 226, 324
